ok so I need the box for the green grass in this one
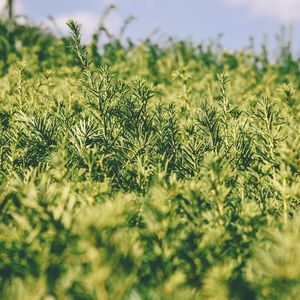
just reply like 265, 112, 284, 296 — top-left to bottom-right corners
0, 17, 300, 300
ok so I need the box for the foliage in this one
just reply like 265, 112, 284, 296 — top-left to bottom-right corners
0, 15, 299, 300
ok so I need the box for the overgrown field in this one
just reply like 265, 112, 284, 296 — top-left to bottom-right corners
0, 17, 300, 300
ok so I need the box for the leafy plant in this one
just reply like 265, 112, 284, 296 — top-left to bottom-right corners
0, 13, 299, 300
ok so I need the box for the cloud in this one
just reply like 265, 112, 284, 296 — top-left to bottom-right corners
223, 0, 300, 22
54, 11, 99, 37
0, 0, 23, 16
50, 10, 122, 42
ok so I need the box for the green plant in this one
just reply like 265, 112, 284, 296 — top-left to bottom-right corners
0, 14, 299, 300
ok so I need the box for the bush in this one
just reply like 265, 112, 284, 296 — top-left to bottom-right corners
0, 19, 299, 300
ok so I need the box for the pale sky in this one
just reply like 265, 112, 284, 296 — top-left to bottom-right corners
1, 0, 300, 52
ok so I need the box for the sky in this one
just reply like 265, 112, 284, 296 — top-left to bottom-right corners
1, 0, 300, 52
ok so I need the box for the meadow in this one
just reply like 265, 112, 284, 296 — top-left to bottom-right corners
0, 13, 300, 300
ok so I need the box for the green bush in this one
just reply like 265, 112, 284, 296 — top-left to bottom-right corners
0, 18, 299, 300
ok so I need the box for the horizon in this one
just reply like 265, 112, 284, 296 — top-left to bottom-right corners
1, 0, 300, 54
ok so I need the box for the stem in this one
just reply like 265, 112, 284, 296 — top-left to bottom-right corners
6, 0, 14, 46
7, 0, 13, 21
282, 179, 287, 227
283, 197, 287, 226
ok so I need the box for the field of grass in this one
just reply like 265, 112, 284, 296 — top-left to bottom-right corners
0, 16, 300, 300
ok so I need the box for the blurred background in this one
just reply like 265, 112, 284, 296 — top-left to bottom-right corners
1, 0, 300, 53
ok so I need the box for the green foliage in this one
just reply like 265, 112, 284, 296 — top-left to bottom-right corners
0, 16, 299, 300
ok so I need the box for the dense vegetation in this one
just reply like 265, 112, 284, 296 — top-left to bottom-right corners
0, 13, 300, 300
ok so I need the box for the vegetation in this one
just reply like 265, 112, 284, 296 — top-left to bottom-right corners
0, 10, 300, 300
